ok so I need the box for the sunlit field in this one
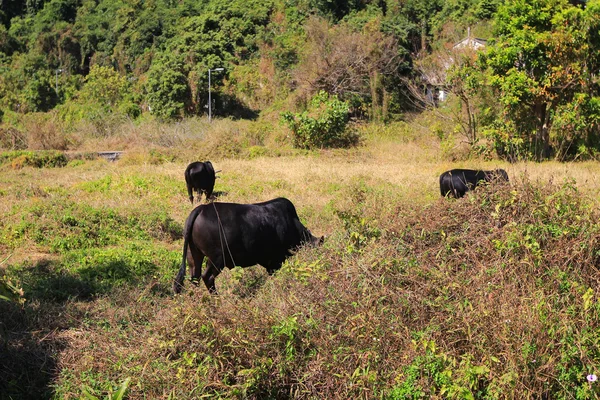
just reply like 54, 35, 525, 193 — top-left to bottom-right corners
3, 119, 600, 399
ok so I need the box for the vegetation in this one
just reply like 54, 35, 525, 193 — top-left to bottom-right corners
3, 0, 600, 398
482, 0, 600, 161
281, 91, 359, 149
3, 0, 599, 158
2, 119, 600, 398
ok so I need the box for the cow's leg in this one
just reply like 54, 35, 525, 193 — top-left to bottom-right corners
187, 246, 205, 286
264, 260, 283, 276
206, 183, 215, 201
203, 259, 223, 294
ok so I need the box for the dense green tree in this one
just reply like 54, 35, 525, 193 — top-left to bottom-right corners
482, 0, 600, 160
0, 0, 26, 28
285, 0, 367, 21
145, 52, 189, 120
73, 0, 194, 74
0, 51, 59, 112
143, 0, 274, 118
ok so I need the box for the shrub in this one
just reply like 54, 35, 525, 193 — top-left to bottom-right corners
281, 91, 359, 149
0, 273, 24, 304
24, 113, 71, 150
0, 126, 27, 150
0, 150, 68, 168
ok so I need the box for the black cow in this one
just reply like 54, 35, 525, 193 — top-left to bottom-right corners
440, 168, 509, 198
173, 197, 323, 294
185, 161, 216, 204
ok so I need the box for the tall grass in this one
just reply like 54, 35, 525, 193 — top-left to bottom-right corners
3, 118, 600, 398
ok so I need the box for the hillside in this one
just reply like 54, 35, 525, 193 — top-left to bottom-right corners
0, 0, 497, 135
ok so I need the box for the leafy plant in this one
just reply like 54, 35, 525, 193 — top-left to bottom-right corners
83, 377, 131, 400
281, 91, 359, 149
0, 256, 24, 304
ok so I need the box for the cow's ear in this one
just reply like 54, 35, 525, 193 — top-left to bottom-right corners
319, 235, 325, 245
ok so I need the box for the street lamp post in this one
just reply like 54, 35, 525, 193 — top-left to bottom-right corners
55, 68, 63, 94
208, 67, 224, 122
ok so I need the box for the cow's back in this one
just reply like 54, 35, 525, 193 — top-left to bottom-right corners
185, 161, 203, 182
440, 168, 508, 198
190, 198, 303, 268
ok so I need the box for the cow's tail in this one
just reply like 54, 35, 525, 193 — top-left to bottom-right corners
186, 182, 194, 204
173, 206, 203, 294
184, 165, 194, 204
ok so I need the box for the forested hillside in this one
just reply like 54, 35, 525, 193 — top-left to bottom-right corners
3, 0, 599, 160
0, 0, 480, 116
0, 1, 492, 143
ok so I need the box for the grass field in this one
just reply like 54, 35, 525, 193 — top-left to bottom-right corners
2, 118, 600, 399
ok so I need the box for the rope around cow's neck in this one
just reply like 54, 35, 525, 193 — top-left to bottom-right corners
212, 201, 236, 271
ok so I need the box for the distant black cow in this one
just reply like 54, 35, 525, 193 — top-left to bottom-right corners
439, 168, 509, 198
185, 161, 216, 204
173, 197, 323, 294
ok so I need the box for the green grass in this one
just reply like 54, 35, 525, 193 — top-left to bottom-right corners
3, 120, 600, 399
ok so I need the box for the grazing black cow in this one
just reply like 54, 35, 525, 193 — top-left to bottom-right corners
440, 168, 509, 198
173, 197, 323, 294
185, 161, 216, 204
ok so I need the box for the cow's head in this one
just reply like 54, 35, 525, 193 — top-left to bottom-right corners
497, 169, 509, 182
313, 234, 325, 246
302, 228, 324, 247
488, 169, 509, 182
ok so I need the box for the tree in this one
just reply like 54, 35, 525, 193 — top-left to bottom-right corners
79, 65, 128, 107
445, 56, 487, 146
404, 43, 494, 148
482, 0, 600, 160
293, 15, 403, 120
145, 52, 189, 120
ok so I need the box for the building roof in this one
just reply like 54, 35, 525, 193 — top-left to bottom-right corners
453, 36, 487, 50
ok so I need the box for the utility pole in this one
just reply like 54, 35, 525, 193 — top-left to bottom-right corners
208, 67, 224, 122
55, 68, 63, 94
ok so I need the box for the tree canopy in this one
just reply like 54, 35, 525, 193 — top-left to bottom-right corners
482, 0, 600, 160
1, 0, 599, 159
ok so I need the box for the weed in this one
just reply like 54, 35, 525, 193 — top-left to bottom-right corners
271, 315, 300, 362
82, 377, 131, 400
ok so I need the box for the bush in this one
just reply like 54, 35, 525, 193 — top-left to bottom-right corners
0, 150, 68, 168
281, 91, 360, 149
0, 126, 27, 150
24, 113, 71, 150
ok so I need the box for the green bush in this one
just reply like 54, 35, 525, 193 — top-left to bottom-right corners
0, 150, 68, 168
281, 91, 359, 149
